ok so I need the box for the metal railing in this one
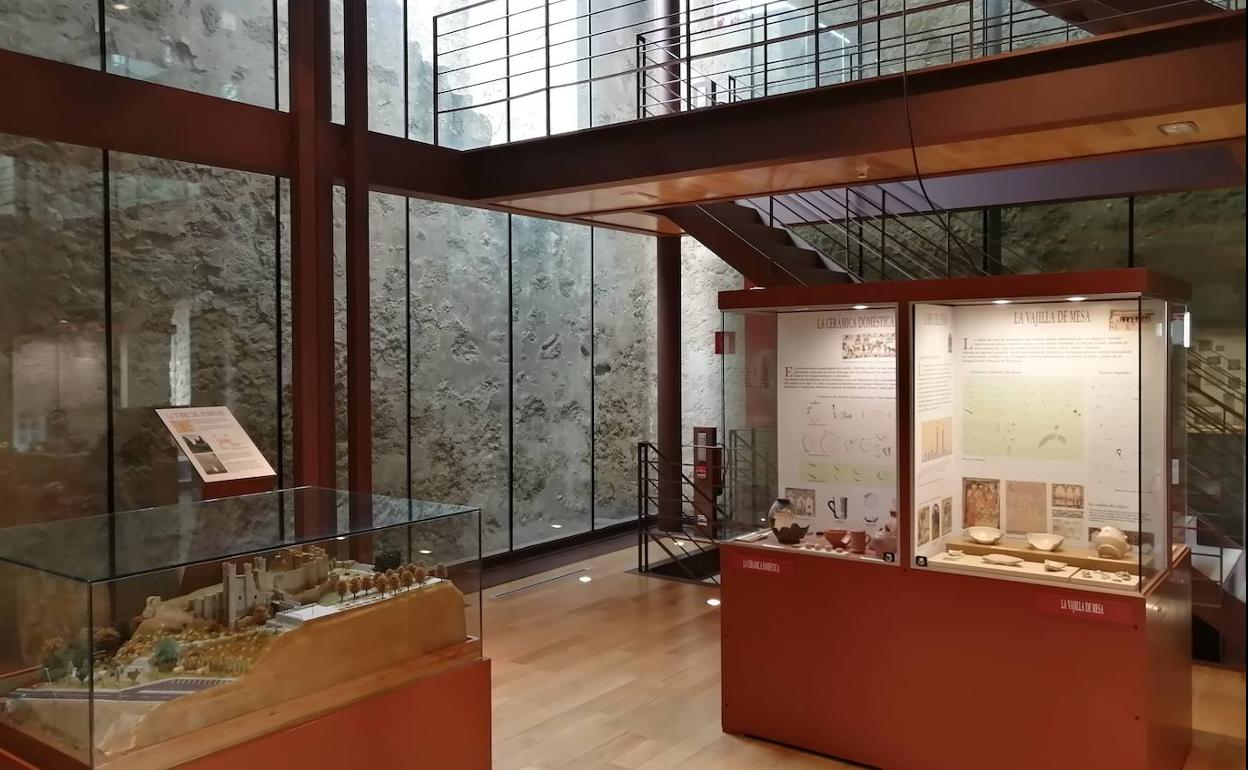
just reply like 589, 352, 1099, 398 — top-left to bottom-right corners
433, 0, 1238, 146
637, 440, 756, 582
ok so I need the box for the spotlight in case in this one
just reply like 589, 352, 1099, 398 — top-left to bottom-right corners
1067, 296, 1087, 302
992, 299, 1011, 305
852, 304, 869, 310
1157, 121, 1198, 137
706, 598, 722, 607
578, 575, 593, 583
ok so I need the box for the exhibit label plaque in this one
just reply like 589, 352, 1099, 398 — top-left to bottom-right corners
724, 549, 793, 578
1035, 592, 1135, 625
157, 406, 276, 484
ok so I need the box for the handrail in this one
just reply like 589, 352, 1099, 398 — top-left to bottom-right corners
432, 0, 1236, 144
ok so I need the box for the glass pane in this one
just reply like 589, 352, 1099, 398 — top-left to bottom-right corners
1001, 199, 1129, 273
105, 0, 282, 109
0, 0, 100, 67
0, 135, 108, 528
0, 562, 92, 765
369, 0, 407, 136
1140, 297, 1168, 580
592, 229, 656, 528
370, 192, 409, 497
109, 153, 281, 511
408, 200, 510, 556
915, 296, 1149, 591
511, 215, 592, 547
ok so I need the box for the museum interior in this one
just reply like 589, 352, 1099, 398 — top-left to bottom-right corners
0, 0, 1244, 768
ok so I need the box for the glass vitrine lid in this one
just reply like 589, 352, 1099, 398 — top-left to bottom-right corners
0, 486, 479, 583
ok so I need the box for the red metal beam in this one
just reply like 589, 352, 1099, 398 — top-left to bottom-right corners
0, 47, 292, 177
290, 0, 338, 520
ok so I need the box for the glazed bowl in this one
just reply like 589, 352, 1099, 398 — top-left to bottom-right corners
966, 526, 1003, 544
1025, 532, 1064, 552
772, 523, 810, 545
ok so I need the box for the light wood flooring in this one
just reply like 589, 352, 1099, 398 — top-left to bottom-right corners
485, 546, 1247, 770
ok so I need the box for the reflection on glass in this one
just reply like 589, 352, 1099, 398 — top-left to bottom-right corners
109, 152, 280, 511
0, 0, 99, 67
105, 0, 281, 108
0, 135, 108, 528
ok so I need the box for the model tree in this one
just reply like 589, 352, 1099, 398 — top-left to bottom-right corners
374, 547, 403, 573
434, 564, 449, 580
348, 577, 361, 599
414, 565, 427, 584
40, 638, 68, 682
400, 570, 414, 590
335, 578, 348, 600
250, 605, 270, 627
151, 637, 181, 673
93, 627, 122, 657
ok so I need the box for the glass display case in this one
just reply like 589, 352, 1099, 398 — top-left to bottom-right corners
0, 487, 482, 769
911, 293, 1185, 591
722, 302, 902, 564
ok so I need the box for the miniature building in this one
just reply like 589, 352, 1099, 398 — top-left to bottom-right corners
186, 548, 334, 627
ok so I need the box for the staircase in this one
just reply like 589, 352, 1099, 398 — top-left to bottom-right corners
659, 203, 853, 287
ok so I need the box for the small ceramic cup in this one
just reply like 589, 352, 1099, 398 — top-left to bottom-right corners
848, 530, 869, 554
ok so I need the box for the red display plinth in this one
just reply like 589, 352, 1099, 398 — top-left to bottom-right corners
0, 659, 491, 770
721, 545, 1191, 770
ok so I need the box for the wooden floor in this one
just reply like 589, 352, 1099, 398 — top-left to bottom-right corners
485, 546, 1247, 770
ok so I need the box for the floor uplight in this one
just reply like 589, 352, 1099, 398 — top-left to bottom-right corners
578, 575, 593, 583
706, 598, 722, 607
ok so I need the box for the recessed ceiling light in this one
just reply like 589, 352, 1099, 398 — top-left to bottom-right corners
112, 2, 130, 9
992, 299, 1011, 305
1067, 296, 1086, 302
578, 575, 592, 583
418, 548, 432, 555
852, 304, 869, 310
550, 523, 563, 529
706, 598, 722, 607
1157, 121, 1198, 137
335, 536, 346, 541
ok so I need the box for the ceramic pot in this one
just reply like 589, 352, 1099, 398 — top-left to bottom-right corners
848, 530, 869, 554
1092, 527, 1130, 559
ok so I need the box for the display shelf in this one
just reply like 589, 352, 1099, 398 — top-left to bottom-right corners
1070, 569, 1142, 592
945, 538, 1146, 573
730, 532, 894, 565
926, 550, 1080, 585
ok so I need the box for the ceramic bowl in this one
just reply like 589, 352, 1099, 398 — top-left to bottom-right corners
1043, 559, 1068, 572
772, 523, 810, 545
1025, 532, 1064, 552
825, 529, 848, 547
966, 526, 1003, 544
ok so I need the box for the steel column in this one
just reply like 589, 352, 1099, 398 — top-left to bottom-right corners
345, 0, 374, 554
656, 235, 682, 531
290, 0, 337, 533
